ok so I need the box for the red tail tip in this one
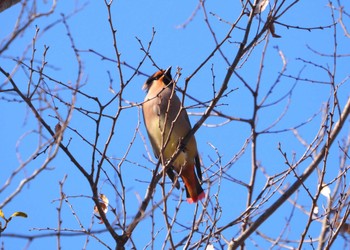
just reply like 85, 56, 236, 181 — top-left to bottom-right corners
186, 191, 205, 204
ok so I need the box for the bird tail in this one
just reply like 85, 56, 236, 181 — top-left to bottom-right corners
181, 166, 205, 203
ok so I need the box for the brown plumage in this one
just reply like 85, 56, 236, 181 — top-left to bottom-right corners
142, 67, 205, 203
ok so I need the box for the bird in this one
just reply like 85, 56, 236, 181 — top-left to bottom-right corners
142, 67, 205, 203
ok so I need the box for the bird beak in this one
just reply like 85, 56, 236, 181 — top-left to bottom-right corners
142, 82, 147, 91
164, 66, 172, 76
163, 66, 172, 85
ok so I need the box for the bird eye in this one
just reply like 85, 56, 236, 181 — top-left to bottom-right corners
145, 70, 164, 87
150, 71, 163, 81
146, 75, 158, 85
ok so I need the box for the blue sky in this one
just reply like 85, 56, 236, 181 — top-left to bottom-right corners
1, 0, 350, 249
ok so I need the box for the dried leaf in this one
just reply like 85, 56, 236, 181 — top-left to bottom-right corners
254, 0, 269, 14
54, 123, 64, 142
269, 23, 281, 38
340, 223, 350, 234
93, 204, 108, 215
206, 244, 215, 250
320, 184, 331, 199
10, 212, 28, 218
0, 210, 4, 219
335, 221, 350, 235
93, 194, 109, 224
94, 205, 106, 224
100, 194, 109, 208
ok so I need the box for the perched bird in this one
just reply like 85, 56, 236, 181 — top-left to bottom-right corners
142, 67, 205, 203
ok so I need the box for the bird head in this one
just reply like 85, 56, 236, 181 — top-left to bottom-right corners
142, 66, 172, 91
